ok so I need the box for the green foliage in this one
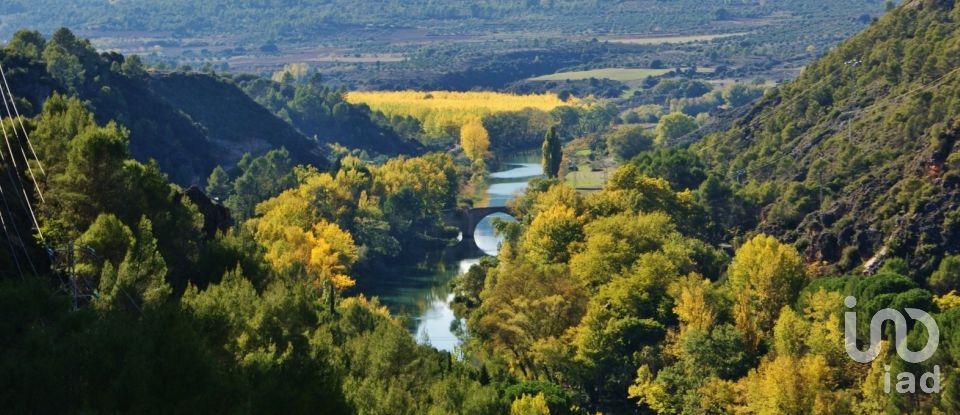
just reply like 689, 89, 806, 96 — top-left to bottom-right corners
205, 165, 232, 201
76, 213, 134, 275
97, 217, 171, 312
503, 381, 577, 415
5, 29, 46, 59
223, 148, 296, 220
655, 112, 698, 146
605, 125, 653, 162
694, 0, 960, 273
931, 255, 960, 295
235, 74, 419, 155
629, 147, 706, 191
541, 126, 562, 178
723, 83, 765, 107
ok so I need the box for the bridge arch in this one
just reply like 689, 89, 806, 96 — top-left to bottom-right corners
442, 206, 513, 238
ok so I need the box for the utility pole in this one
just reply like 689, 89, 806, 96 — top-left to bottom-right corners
68, 241, 78, 311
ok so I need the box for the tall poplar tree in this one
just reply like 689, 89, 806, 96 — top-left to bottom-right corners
541, 125, 562, 178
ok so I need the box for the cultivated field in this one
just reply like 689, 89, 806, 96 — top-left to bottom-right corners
346, 90, 574, 137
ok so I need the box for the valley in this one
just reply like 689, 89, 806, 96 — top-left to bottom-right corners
6, 1, 960, 414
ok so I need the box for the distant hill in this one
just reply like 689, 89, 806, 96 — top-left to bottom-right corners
0, 29, 423, 185
696, 0, 960, 275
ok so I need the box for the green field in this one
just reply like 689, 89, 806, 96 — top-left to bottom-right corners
566, 164, 611, 188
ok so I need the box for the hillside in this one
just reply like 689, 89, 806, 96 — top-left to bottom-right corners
695, 0, 960, 276
147, 72, 329, 170
0, 29, 426, 185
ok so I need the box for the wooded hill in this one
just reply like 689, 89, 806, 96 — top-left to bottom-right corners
1, 29, 420, 185
695, 0, 960, 277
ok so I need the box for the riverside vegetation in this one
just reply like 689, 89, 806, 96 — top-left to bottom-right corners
4, 1, 960, 414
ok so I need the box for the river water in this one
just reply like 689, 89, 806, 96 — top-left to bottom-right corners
361, 151, 542, 352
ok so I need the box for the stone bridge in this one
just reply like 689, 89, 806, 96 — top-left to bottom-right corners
442, 206, 513, 238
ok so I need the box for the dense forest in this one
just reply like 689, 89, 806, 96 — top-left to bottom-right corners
4, 0, 960, 414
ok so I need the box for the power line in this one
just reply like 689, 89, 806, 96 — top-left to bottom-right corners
0, 61, 45, 176
0, 73, 45, 204
0, 210, 24, 279
0, 65, 45, 244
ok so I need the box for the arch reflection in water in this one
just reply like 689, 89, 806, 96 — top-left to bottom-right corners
472, 212, 516, 256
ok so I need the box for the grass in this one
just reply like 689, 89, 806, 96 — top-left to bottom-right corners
565, 164, 610, 189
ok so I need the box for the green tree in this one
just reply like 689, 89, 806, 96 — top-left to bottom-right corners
225, 148, 295, 219
655, 112, 698, 146
931, 255, 960, 294
541, 126, 562, 178
97, 217, 171, 312
205, 165, 232, 201
42, 28, 97, 92
76, 213, 134, 276
49, 121, 130, 239
121, 54, 147, 78
6, 29, 46, 59
723, 83, 764, 107
606, 125, 653, 162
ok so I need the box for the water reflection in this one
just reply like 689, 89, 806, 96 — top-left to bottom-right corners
474, 212, 513, 256
362, 152, 543, 352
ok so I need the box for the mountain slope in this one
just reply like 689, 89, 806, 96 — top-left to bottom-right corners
696, 0, 960, 276
147, 72, 329, 171
0, 29, 436, 185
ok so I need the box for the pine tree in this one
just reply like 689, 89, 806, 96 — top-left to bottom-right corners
205, 165, 232, 201
541, 125, 562, 178
96, 216, 171, 311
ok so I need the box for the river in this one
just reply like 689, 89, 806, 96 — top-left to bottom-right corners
360, 151, 542, 352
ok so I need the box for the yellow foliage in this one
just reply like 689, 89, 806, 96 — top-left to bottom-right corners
345, 90, 574, 138
460, 118, 490, 162
742, 354, 842, 415
259, 220, 358, 291
728, 234, 806, 349
511, 392, 551, 415
672, 274, 717, 335
372, 155, 452, 213
271, 62, 310, 83
935, 290, 960, 311
520, 205, 583, 264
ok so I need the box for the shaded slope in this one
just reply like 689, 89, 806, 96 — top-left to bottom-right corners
147, 72, 329, 172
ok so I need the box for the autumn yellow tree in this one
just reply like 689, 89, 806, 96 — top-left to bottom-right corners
249, 185, 360, 291
259, 220, 359, 290
460, 118, 490, 162
511, 393, 551, 415
727, 234, 806, 349
672, 273, 720, 335
520, 205, 583, 264
271, 62, 310, 84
